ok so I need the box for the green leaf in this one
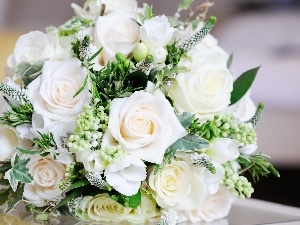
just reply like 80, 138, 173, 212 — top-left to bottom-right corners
177, 112, 194, 129
15, 61, 44, 87
168, 134, 210, 153
73, 75, 88, 98
230, 67, 260, 105
124, 70, 148, 91
0, 163, 12, 173
88, 47, 103, 62
227, 53, 233, 69
57, 185, 90, 208
110, 189, 141, 209
8, 154, 33, 191
17, 147, 41, 155
4, 184, 24, 213
66, 178, 89, 192
0, 188, 11, 206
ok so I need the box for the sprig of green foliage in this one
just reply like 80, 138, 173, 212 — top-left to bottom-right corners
237, 153, 280, 182
33, 132, 56, 151
0, 96, 33, 126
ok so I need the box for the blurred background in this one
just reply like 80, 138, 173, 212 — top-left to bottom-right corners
0, 0, 300, 207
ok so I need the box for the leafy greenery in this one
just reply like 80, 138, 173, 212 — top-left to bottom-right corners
0, 96, 33, 126
15, 61, 44, 87
227, 53, 233, 69
188, 116, 220, 140
33, 132, 56, 151
0, 163, 12, 173
237, 153, 280, 182
57, 185, 90, 208
4, 184, 24, 213
166, 41, 185, 66
177, 112, 194, 129
110, 189, 141, 209
7, 154, 33, 192
230, 67, 260, 105
58, 17, 93, 37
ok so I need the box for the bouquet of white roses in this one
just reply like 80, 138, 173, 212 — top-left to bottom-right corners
0, 0, 279, 224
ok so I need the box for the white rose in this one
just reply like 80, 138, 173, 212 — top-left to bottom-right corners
0, 124, 32, 161
72, 0, 138, 18
169, 62, 233, 117
27, 58, 92, 122
102, 91, 187, 164
175, 151, 224, 194
86, 193, 133, 222
94, 10, 140, 64
6, 30, 70, 79
105, 155, 146, 196
83, 192, 158, 223
23, 155, 66, 207
140, 15, 174, 49
177, 188, 234, 223
148, 160, 207, 210
184, 187, 236, 223
205, 138, 240, 164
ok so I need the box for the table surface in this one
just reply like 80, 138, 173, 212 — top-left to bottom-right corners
1, 198, 300, 225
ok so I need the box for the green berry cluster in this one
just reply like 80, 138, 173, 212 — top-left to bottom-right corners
188, 113, 257, 145
220, 162, 254, 199
100, 145, 127, 163
67, 103, 108, 152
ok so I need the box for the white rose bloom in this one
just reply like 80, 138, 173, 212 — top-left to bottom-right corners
83, 192, 158, 223
27, 58, 92, 122
6, 30, 70, 79
86, 193, 134, 222
205, 138, 240, 164
102, 91, 187, 164
105, 155, 146, 196
227, 91, 256, 122
148, 160, 207, 210
94, 10, 140, 64
140, 15, 175, 49
177, 187, 234, 223
170, 63, 233, 117
0, 124, 32, 161
23, 155, 66, 207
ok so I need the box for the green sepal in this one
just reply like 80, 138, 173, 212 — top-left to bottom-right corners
230, 66, 260, 105
110, 189, 141, 209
